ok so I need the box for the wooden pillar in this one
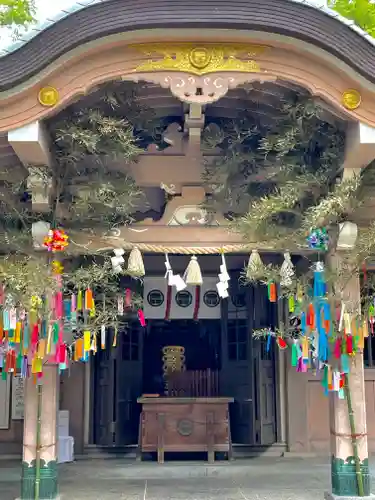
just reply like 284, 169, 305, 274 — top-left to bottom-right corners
325, 253, 373, 499
20, 365, 59, 500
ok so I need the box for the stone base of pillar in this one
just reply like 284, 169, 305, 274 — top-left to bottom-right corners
19, 459, 58, 500
325, 494, 375, 500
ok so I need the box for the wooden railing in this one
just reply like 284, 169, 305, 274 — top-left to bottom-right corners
166, 369, 219, 397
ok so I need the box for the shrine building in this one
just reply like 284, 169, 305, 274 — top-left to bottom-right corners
1, 1, 375, 499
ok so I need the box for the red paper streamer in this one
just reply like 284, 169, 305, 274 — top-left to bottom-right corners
125, 288, 132, 308
334, 338, 342, 359
164, 285, 172, 321
59, 344, 66, 364
193, 285, 201, 321
31, 324, 39, 346
346, 335, 353, 355
138, 310, 146, 327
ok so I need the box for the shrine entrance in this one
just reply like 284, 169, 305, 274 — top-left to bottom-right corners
92, 258, 278, 454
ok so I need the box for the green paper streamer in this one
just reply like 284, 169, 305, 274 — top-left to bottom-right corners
291, 343, 298, 367
322, 365, 328, 389
288, 295, 295, 313
16, 353, 22, 370
2, 370, 6, 380
53, 322, 59, 344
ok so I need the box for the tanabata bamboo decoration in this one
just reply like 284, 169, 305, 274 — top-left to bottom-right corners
0, 271, 146, 381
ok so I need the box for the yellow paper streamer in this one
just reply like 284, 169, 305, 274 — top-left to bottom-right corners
112, 327, 118, 347
302, 336, 309, 359
14, 322, 21, 343
357, 326, 365, 350
32, 357, 43, 374
327, 365, 333, 389
47, 325, 53, 354
84, 330, 91, 352
38, 339, 46, 359
363, 319, 369, 338
90, 298, 96, 318
77, 291, 83, 311
344, 312, 352, 334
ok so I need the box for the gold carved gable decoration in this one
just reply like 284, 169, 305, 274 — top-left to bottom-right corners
130, 43, 267, 76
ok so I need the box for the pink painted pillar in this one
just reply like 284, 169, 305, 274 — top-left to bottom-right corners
20, 364, 59, 499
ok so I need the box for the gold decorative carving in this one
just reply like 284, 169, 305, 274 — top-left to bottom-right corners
38, 86, 59, 107
342, 89, 362, 110
130, 43, 267, 76
127, 71, 276, 105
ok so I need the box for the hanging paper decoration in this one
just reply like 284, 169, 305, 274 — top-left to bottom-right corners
268, 281, 277, 302
246, 249, 264, 281
307, 228, 329, 251
127, 246, 145, 277
43, 228, 69, 252
184, 256, 203, 286
280, 252, 294, 287
216, 253, 230, 298
111, 248, 125, 273
164, 254, 186, 291
138, 309, 146, 327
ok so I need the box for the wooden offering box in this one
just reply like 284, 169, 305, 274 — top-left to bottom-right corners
137, 397, 233, 463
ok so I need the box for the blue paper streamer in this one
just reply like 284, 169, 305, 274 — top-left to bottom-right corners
266, 331, 272, 353
341, 354, 350, 374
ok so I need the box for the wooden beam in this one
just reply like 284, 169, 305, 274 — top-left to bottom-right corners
8, 121, 52, 166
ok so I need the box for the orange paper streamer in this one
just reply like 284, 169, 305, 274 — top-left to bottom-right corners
37, 339, 46, 359
75, 338, 84, 360
269, 282, 277, 303
85, 289, 93, 311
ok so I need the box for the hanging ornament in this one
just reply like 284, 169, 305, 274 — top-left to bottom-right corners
164, 254, 186, 291
307, 228, 329, 251
184, 256, 203, 286
111, 248, 125, 273
246, 249, 264, 281
52, 261, 64, 275
313, 261, 326, 298
280, 252, 294, 287
216, 253, 230, 298
276, 336, 288, 350
43, 228, 69, 252
127, 246, 145, 277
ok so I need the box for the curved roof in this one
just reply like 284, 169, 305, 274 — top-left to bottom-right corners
0, 0, 375, 91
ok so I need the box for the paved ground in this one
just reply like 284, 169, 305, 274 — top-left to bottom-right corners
2, 456, 375, 500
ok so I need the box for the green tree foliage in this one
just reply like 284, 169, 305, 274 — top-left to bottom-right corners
329, 0, 375, 36
0, 0, 35, 28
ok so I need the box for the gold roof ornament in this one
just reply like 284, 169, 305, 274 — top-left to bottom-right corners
38, 86, 59, 107
130, 43, 268, 76
342, 89, 362, 110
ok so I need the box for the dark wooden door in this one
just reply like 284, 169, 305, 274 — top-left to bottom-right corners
220, 283, 255, 445
94, 329, 116, 446
253, 339, 276, 445
253, 284, 277, 445
94, 324, 143, 446
115, 322, 143, 445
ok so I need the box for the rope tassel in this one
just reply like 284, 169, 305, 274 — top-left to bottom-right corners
184, 256, 203, 286
127, 246, 145, 277
246, 249, 264, 281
